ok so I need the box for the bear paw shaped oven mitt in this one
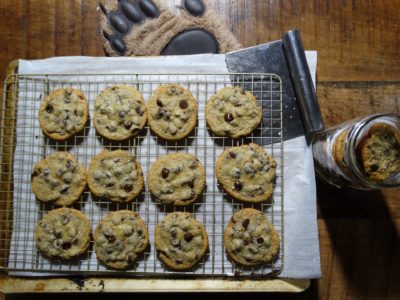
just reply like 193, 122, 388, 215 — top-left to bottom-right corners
100, 0, 241, 56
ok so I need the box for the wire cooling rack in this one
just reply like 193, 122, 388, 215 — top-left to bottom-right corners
0, 73, 283, 277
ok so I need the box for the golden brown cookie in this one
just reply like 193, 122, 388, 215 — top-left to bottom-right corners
147, 84, 197, 140
35, 208, 91, 259
87, 150, 144, 202
205, 86, 262, 138
94, 85, 147, 141
154, 212, 208, 270
31, 152, 86, 206
224, 208, 280, 266
216, 143, 277, 202
148, 153, 205, 206
332, 128, 350, 175
94, 210, 149, 269
358, 123, 400, 181
38, 88, 88, 140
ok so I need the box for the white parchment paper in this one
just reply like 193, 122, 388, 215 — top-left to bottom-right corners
9, 54, 320, 278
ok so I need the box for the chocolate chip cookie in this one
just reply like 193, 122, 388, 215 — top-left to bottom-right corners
31, 152, 87, 206
35, 208, 91, 259
358, 123, 400, 181
94, 210, 149, 269
147, 84, 197, 140
94, 85, 147, 140
148, 153, 205, 206
224, 208, 280, 266
155, 212, 208, 270
205, 86, 262, 138
87, 150, 144, 202
216, 143, 277, 203
38, 88, 88, 140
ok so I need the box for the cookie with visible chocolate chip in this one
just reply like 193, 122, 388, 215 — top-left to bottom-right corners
94, 86, 147, 140
147, 84, 197, 140
205, 86, 262, 138
94, 210, 149, 269
224, 208, 280, 266
148, 153, 205, 206
155, 212, 208, 270
38, 88, 88, 140
216, 143, 277, 203
35, 208, 91, 259
31, 152, 86, 206
358, 123, 400, 182
87, 150, 144, 202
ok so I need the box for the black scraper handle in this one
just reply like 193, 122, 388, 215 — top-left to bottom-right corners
283, 30, 324, 142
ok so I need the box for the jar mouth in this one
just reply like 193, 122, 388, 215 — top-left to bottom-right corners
345, 113, 400, 189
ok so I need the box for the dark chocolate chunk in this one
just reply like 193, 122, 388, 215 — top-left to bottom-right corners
161, 168, 169, 178
137, 229, 143, 236
182, 0, 205, 16
65, 160, 73, 169
104, 230, 116, 243
124, 121, 132, 129
54, 230, 62, 239
119, 111, 126, 118
229, 152, 236, 158
138, 0, 160, 18
62, 242, 72, 250
234, 180, 242, 190
60, 185, 69, 194
187, 179, 195, 188
171, 229, 177, 238
45, 104, 54, 113
224, 112, 234, 122
156, 98, 163, 107
235, 169, 241, 179
256, 237, 264, 244
61, 214, 70, 225
136, 106, 144, 116
242, 218, 249, 229
370, 164, 379, 172
32, 170, 40, 178
124, 183, 133, 192
121, 1, 145, 23
109, 14, 130, 34
179, 99, 188, 109
184, 232, 193, 242
175, 258, 183, 264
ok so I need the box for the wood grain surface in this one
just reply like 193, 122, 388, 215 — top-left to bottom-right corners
0, 0, 399, 299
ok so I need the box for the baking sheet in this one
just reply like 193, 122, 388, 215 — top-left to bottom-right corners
9, 54, 320, 278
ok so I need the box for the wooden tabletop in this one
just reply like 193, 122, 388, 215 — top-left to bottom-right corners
1, 0, 399, 299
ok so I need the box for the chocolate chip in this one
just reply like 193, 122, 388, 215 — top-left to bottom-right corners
224, 112, 234, 122
62, 242, 72, 250
370, 164, 379, 171
137, 229, 143, 236
257, 237, 264, 244
171, 238, 180, 247
54, 230, 62, 239
124, 121, 132, 129
235, 170, 241, 179
60, 185, 69, 194
156, 99, 163, 107
242, 219, 249, 229
124, 183, 133, 192
175, 259, 183, 264
179, 99, 188, 109
187, 179, 195, 188
104, 230, 116, 243
229, 152, 236, 158
161, 168, 169, 178
171, 229, 177, 238
65, 160, 73, 169
244, 240, 250, 246
136, 106, 144, 116
234, 180, 242, 190
184, 232, 193, 242
45, 104, 54, 113
32, 171, 40, 178
61, 214, 70, 225
119, 111, 126, 118
106, 182, 115, 187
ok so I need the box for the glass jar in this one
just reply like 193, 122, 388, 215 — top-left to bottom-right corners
312, 113, 400, 189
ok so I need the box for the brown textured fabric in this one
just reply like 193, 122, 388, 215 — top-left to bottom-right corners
100, 0, 241, 56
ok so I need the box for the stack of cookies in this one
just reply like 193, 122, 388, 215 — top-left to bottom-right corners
32, 83, 280, 271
